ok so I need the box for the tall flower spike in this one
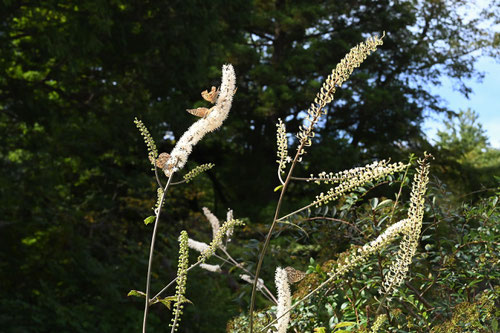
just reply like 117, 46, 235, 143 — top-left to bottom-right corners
274, 267, 291, 333
170, 230, 189, 332
134, 117, 158, 165
202, 207, 220, 241
276, 118, 289, 176
183, 163, 214, 183
313, 160, 407, 207
383, 153, 432, 294
164, 64, 236, 176
297, 34, 384, 156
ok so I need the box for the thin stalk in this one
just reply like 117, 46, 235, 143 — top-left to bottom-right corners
277, 201, 316, 223
154, 164, 164, 189
249, 74, 337, 331
142, 173, 174, 333
389, 162, 411, 223
170, 179, 188, 186
220, 248, 278, 304
151, 261, 201, 302
248, 141, 305, 332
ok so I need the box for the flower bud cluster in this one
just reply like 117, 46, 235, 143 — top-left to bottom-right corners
183, 163, 214, 183
297, 34, 384, 156
198, 218, 245, 263
313, 161, 407, 207
276, 119, 290, 174
383, 154, 431, 294
309, 159, 395, 185
370, 314, 387, 333
134, 117, 158, 165
274, 267, 292, 333
170, 230, 189, 332
153, 187, 165, 214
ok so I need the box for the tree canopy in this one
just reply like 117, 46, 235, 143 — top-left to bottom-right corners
0, 1, 498, 332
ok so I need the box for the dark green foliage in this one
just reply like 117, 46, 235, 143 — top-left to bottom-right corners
229, 169, 499, 332
1, 0, 499, 332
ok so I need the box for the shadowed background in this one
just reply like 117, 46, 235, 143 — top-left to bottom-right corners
1, 1, 499, 332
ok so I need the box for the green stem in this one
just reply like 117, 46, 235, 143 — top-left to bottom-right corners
142, 173, 173, 333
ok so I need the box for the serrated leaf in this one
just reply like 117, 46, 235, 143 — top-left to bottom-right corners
144, 216, 155, 225
127, 290, 146, 298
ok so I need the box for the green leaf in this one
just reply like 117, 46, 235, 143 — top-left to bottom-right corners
376, 199, 393, 209
144, 216, 155, 225
313, 328, 326, 333
127, 290, 146, 298
491, 318, 498, 331
274, 185, 283, 192
158, 296, 177, 309
334, 321, 356, 329
369, 197, 379, 209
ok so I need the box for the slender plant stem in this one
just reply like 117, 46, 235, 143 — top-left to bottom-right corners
151, 261, 201, 302
170, 179, 188, 186
248, 142, 304, 332
142, 173, 174, 333
219, 248, 278, 304
277, 201, 316, 223
154, 164, 164, 189
389, 161, 411, 223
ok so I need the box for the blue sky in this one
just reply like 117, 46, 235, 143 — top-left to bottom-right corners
423, 0, 499, 148
424, 57, 500, 148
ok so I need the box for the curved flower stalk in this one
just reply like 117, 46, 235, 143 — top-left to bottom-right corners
163, 64, 236, 177
296, 33, 384, 157
383, 153, 432, 294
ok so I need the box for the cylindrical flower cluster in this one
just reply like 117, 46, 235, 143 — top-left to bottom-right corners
276, 118, 289, 174
170, 230, 189, 332
203, 207, 220, 241
164, 64, 236, 176
274, 267, 291, 333
383, 155, 431, 294
183, 163, 214, 183
198, 218, 245, 263
297, 34, 384, 156
314, 161, 407, 207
